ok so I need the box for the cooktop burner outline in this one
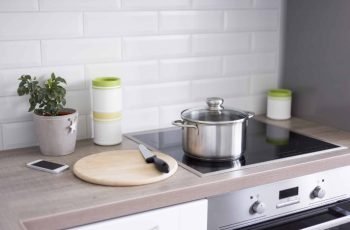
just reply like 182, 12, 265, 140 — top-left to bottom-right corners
125, 119, 345, 176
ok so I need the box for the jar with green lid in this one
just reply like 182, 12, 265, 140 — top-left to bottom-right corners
92, 77, 122, 145
267, 89, 292, 120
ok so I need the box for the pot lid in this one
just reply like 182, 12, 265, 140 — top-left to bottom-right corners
181, 97, 254, 124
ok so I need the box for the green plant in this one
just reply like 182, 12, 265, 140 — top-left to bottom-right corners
17, 73, 67, 116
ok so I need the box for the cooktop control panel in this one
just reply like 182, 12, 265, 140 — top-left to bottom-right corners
208, 165, 350, 230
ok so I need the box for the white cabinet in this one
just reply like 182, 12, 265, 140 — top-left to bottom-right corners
70, 199, 208, 230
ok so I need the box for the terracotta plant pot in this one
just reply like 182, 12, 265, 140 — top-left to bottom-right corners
33, 108, 78, 156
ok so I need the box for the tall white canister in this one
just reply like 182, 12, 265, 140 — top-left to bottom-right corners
92, 77, 122, 145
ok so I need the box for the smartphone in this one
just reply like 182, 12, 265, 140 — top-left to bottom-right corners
26, 159, 69, 174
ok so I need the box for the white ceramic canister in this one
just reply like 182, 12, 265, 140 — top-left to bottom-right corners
92, 77, 122, 145
93, 112, 122, 145
267, 89, 292, 120
92, 77, 122, 113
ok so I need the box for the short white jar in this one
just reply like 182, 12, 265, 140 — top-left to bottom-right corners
93, 114, 122, 146
267, 89, 292, 120
92, 77, 122, 145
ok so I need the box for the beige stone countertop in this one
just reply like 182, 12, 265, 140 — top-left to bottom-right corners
2, 116, 350, 230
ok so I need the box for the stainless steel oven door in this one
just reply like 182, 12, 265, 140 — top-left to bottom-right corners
238, 199, 350, 230
302, 215, 350, 230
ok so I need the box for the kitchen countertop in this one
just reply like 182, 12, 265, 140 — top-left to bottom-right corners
2, 116, 350, 230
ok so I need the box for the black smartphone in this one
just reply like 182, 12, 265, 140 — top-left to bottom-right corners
26, 159, 69, 174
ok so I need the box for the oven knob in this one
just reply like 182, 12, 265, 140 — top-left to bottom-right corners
312, 186, 326, 199
251, 201, 266, 214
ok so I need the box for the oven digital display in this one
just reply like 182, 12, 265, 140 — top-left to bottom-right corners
279, 187, 299, 199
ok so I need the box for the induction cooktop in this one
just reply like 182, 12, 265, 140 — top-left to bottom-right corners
126, 119, 345, 176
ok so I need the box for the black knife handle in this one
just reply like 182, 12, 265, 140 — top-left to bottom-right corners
147, 156, 170, 173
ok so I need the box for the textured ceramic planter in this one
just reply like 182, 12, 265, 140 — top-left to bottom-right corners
33, 108, 78, 156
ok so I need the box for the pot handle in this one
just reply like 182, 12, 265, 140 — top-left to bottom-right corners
246, 111, 255, 119
172, 120, 197, 129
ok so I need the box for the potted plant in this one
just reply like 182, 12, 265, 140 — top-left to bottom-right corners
17, 73, 78, 156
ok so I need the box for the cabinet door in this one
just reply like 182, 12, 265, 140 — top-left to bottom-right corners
70, 199, 207, 230
70, 207, 178, 230
179, 199, 208, 230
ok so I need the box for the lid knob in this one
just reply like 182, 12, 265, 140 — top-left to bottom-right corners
206, 97, 224, 111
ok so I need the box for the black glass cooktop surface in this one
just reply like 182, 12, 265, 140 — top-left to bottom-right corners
126, 119, 342, 176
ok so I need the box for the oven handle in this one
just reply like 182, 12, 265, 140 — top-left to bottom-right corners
301, 215, 350, 230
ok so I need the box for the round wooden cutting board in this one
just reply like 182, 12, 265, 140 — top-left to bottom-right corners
73, 150, 178, 186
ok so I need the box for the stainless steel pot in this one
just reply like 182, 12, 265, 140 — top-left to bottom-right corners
172, 97, 254, 161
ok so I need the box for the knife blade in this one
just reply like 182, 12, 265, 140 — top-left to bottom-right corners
138, 144, 170, 173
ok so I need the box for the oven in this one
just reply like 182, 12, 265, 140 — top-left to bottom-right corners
208, 165, 350, 230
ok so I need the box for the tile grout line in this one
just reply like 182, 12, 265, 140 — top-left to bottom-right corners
81, 12, 85, 36
39, 40, 43, 66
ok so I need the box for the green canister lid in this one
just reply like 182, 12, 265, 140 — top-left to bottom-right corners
92, 77, 121, 88
268, 89, 292, 98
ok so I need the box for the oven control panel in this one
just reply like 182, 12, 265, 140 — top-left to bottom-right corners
208, 165, 350, 230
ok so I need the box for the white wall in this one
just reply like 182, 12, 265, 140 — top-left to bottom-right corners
0, 0, 284, 150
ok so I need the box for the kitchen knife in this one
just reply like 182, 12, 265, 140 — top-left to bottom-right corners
138, 144, 170, 173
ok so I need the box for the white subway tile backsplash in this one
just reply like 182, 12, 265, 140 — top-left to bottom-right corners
193, 0, 252, 9
0, 96, 33, 122
2, 121, 37, 149
252, 31, 278, 52
253, 0, 281, 9
0, 13, 83, 40
0, 65, 85, 97
86, 114, 93, 139
247, 94, 267, 114
124, 82, 191, 109
224, 94, 267, 114
192, 33, 251, 55
225, 10, 279, 31
84, 12, 157, 37
122, 0, 191, 9
76, 115, 89, 140
66, 90, 91, 115
250, 74, 278, 94
191, 77, 250, 100
160, 57, 221, 82
0, 0, 284, 151
0, 73, 20, 97
41, 38, 121, 65
86, 61, 158, 85
223, 96, 251, 111
123, 35, 190, 60
160, 11, 223, 33
0, 41, 41, 68
224, 53, 276, 75
0, 0, 38, 11
122, 107, 159, 133
39, 0, 121, 11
